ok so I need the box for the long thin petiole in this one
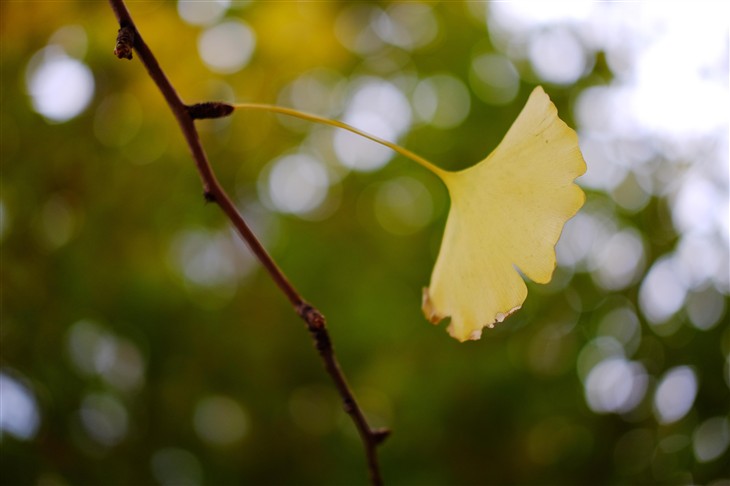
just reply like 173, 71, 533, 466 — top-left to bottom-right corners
233, 103, 450, 179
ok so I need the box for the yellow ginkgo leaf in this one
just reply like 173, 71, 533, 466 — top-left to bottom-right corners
233, 85, 585, 342
422, 86, 586, 341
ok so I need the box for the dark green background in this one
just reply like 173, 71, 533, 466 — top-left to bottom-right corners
3, 2, 729, 484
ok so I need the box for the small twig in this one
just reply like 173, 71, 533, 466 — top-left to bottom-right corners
106, 1, 388, 484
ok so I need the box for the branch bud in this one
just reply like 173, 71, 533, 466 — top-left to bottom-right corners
187, 102, 235, 120
114, 25, 134, 60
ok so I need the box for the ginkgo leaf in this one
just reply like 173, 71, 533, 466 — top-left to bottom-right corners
422, 86, 586, 341
233, 85, 585, 342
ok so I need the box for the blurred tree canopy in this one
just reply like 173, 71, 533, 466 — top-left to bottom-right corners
2, 1, 729, 485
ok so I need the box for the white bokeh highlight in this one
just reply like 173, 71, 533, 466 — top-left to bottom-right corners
528, 27, 587, 85
584, 357, 648, 414
198, 21, 256, 74
639, 257, 686, 326
26, 47, 94, 123
334, 79, 411, 172
265, 154, 330, 216
0, 372, 40, 441
178, 0, 230, 26
653, 366, 698, 425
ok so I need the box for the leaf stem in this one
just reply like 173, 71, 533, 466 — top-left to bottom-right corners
233, 103, 450, 179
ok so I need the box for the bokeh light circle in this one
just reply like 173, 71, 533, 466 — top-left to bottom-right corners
178, 0, 230, 26
198, 21, 256, 74
266, 154, 330, 216
26, 47, 94, 123
653, 366, 698, 424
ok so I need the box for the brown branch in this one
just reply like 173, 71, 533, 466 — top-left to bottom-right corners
106, 1, 388, 484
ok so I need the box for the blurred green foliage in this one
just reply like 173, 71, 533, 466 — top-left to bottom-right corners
2, 2, 729, 485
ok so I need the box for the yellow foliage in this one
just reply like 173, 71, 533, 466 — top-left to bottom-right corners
423, 87, 587, 341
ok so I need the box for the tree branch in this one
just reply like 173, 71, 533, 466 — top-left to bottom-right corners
107, 1, 389, 483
